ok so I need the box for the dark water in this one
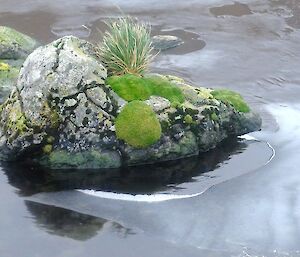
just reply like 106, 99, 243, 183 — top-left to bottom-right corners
1, 1, 300, 257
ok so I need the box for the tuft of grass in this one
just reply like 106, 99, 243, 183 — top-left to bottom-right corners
115, 100, 162, 148
98, 17, 154, 76
211, 89, 250, 113
106, 74, 185, 104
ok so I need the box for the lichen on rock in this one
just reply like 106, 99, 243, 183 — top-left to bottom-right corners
0, 35, 262, 169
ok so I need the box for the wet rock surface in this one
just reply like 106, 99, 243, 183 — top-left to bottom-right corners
0, 35, 261, 169
152, 35, 184, 50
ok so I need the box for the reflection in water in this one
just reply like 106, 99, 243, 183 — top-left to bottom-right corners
25, 201, 133, 241
3, 138, 246, 196
26, 105, 300, 257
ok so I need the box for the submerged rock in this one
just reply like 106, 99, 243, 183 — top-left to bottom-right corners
0, 26, 39, 103
0, 36, 261, 169
152, 35, 184, 50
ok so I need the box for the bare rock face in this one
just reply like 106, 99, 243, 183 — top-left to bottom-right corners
0, 36, 261, 169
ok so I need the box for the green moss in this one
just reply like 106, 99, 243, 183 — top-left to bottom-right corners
144, 75, 185, 104
115, 100, 162, 148
106, 74, 151, 101
106, 74, 184, 104
184, 114, 193, 124
211, 89, 250, 113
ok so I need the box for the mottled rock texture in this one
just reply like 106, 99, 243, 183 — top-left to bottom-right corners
0, 36, 261, 169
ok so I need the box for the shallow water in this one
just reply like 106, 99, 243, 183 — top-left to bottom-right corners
1, 0, 300, 256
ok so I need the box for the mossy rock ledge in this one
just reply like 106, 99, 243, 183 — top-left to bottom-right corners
0, 26, 39, 103
0, 36, 261, 169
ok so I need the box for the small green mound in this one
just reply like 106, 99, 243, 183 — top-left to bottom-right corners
106, 74, 184, 104
211, 89, 250, 113
115, 100, 162, 148
106, 74, 151, 101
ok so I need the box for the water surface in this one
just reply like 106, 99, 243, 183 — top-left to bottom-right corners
0, 0, 300, 256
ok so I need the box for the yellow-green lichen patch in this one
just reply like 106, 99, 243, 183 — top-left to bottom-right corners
0, 62, 19, 79
115, 100, 162, 148
43, 144, 53, 154
1, 91, 27, 134
7, 109, 27, 133
106, 74, 185, 104
37, 101, 61, 129
211, 112, 218, 121
0, 62, 10, 71
196, 88, 213, 99
211, 89, 250, 113
184, 114, 193, 124
47, 136, 55, 143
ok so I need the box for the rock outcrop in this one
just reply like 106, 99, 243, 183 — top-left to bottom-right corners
0, 36, 261, 169
0, 26, 39, 103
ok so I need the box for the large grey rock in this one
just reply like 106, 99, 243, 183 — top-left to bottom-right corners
0, 36, 261, 169
0, 36, 121, 168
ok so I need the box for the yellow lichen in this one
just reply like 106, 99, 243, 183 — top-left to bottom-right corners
43, 144, 53, 154
0, 62, 10, 71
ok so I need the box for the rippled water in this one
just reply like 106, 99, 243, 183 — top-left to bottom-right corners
0, 0, 300, 256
